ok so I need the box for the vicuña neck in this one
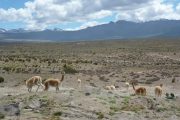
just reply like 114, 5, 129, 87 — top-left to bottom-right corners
61, 74, 64, 81
132, 83, 136, 91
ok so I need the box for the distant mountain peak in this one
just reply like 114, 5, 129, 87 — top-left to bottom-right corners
53, 28, 63, 31
0, 19, 180, 42
0, 28, 7, 33
42, 28, 63, 32
7, 28, 32, 33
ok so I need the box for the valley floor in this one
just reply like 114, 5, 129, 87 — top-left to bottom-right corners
0, 39, 180, 120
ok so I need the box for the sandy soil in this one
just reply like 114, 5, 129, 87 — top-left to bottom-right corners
0, 40, 180, 120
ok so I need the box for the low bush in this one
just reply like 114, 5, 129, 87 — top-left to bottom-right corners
96, 112, 104, 119
63, 64, 78, 74
53, 111, 62, 116
0, 76, 4, 83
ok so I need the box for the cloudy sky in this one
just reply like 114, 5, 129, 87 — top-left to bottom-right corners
0, 0, 180, 30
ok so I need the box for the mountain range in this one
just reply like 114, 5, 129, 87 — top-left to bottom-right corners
0, 19, 180, 42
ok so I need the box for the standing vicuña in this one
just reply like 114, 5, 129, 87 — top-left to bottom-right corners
125, 79, 130, 91
104, 84, 116, 90
26, 76, 44, 92
44, 73, 65, 92
77, 77, 82, 89
132, 83, 146, 96
155, 84, 163, 97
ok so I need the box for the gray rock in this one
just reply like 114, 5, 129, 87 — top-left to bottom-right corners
0, 103, 20, 117
28, 99, 41, 109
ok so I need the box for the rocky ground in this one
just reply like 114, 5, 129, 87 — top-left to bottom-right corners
0, 39, 180, 120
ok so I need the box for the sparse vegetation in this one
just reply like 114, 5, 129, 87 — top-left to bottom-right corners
120, 96, 145, 112
156, 108, 166, 112
0, 40, 180, 120
0, 113, 5, 119
96, 112, 104, 119
122, 96, 131, 105
121, 103, 145, 113
108, 97, 119, 116
110, 105, 119, 112
53, 111, 62, 116
109, 97, 116, 104
63, 64, 78, 74
0, 76, 4, 83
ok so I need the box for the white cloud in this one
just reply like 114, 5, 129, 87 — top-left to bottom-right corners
0, 0, 180, 30
116, 0, 180, 22
78, 21, 101, 29
65, 21, 106, 31
0, 8, 31, 21
87, 10, 112, 20
176, 3, 180, 12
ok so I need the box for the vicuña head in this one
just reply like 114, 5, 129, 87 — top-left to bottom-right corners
44, 73, 65, 92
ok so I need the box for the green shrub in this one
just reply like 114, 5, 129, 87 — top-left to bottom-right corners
122, 96, 130, 105
110, 105, 119, 112
3, 67, 11, 72
156, 107, 167, 112
53, 111, 62, 116
121, 104, 144, 112
0, 113, 5, 119
63, 64, 78, 74
0, 76, 4, 83
109, 111, 115, 116
96, 112, 104, 119
109, 97, 116, 104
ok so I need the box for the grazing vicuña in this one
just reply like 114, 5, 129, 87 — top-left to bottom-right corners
104, 85, 111, 90
110, 85, 116, 90
104, 85, 116, 90
26, 76, 44, 92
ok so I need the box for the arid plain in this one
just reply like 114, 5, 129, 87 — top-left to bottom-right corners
0, 39, 180, 120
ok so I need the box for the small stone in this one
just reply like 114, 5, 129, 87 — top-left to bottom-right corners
85, 92, 91, 96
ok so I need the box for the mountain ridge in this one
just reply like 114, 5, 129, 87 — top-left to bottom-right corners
0, 19, 180, 41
